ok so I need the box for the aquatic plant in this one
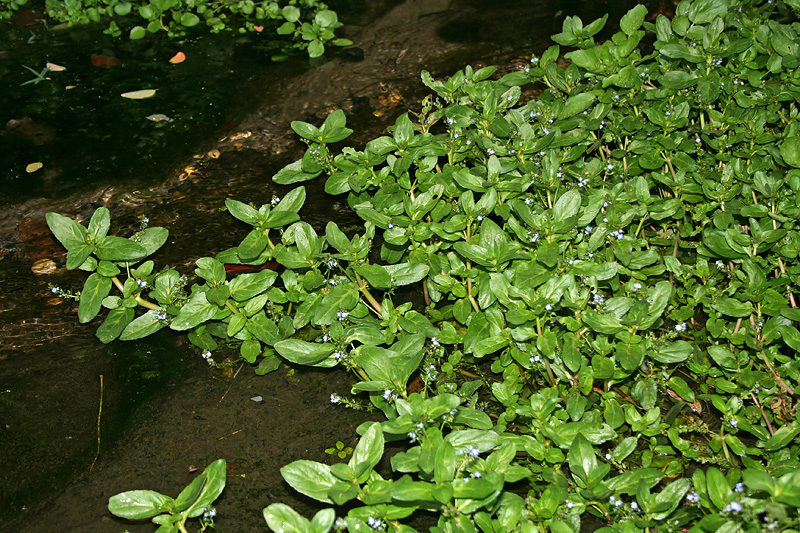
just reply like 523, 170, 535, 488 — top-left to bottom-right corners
109, 459, 225, 533
0, 0, 351, 59
46, 0, 800, 530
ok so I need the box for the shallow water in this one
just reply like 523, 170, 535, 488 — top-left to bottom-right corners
0, 0, 662, 530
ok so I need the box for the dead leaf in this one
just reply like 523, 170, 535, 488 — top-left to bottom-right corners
253, 25, 264, 32
146, 114, 172, 122
169, 51, 186, 64
90, 54, 122, 69
26, 162, 43, 173
121, 89, 157, 99
45, 62, 66, 72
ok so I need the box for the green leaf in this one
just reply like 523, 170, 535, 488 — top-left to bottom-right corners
291, 121, 321, 142
181, 459, 227, 518
763, 422, 800, 451
348, 422, 384, 482
108, 490, 174, 519
273, 159, 321, 185
314, 283, 359, 325
229, 270, 278, 301
129, 25, 146, 39
120, 309, 167, 340
226, 199, 260, 226
87, 208, 111, 242
781, 137, 800, 168
280, 460, 336, 503
620, 4, 648, 35
195, 257, 226, 286
274, 187, 307, 214
180, 12, 199, 27
282, 5, 300, 22
132, 227, 169, 257
706, 467, 731, 510
712, 298, 753, 318
170, 292, 218, 331
652, 340, 692, 363
263, 504, 311, 533
246, 311, 281, 345
582, 309, 625, 334
393, 113, 414, 145
384, 263, 429, 286
46, 212, 87, 250
274, 339, 334, 365
95, 235, 147, 262
66, 244, 94, 270
78, 273, 112, 323
560, 93, 596, 119
96, 308, 134, 343
308, 40, 325, 59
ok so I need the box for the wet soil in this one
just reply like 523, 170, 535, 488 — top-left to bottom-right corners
0, 0, 663, 531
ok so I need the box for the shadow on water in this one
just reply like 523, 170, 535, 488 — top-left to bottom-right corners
0, 0, 667, 531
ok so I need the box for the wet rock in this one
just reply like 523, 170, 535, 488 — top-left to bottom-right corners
31, 258, 57, 275
338, 46, 365, 63
2, 117, 56, 146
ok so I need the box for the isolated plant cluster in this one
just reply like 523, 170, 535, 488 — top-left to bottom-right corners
0, 0, 350, 59
45, 0, 800, 531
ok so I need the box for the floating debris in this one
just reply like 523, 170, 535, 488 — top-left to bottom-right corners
121, 89, 157, 99
146, 114, 173, 122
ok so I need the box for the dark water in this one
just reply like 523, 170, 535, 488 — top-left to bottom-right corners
0, 1, 663, 531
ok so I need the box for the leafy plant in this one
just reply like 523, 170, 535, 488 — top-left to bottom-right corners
325, 440, 354, 459
108, 459, 226, 532
46, 0, 800, 530
1, 0, 351, 59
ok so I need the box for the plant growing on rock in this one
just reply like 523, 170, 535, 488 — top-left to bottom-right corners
46, 0, 800, 530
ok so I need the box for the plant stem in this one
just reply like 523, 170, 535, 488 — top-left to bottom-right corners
354, 271, 382, 315
111, 276, 159, 310
90, 374, 103, 471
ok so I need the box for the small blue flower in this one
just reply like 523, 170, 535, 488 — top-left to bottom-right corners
723, 501, 743, 513
330, 393, 341, 404
466, 445, 480, 458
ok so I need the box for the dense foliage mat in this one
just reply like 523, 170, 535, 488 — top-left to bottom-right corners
47, 0, 800, 530
1, 0, 350, 59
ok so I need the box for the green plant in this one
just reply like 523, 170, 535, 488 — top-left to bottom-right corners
108, 459, 226, 532
1, 0, 351, 59
325, 440, 354, 459
46, 0, 800, 530
20, 64, 51, 85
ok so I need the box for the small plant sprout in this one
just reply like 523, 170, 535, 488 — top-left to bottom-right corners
324, 440, 353, 459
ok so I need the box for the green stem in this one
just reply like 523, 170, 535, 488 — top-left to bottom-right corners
354, 271, 382, 315
112, 276, 159, 310
226, 300, 240, 314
